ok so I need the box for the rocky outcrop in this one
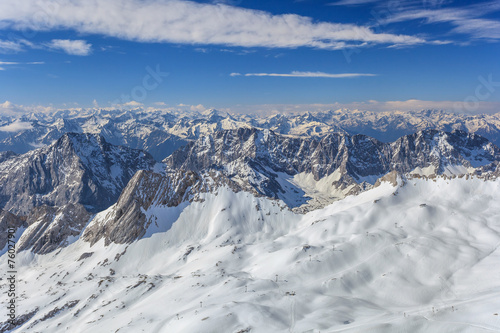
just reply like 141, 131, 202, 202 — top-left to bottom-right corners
17, 203, 92, 254
0, 209, 26, 251
164, 128, 500, 201
0, 133, 157, 215
389, 129, 499, 174
82, 168, 249, 246
83, 170, 198, 245
4, 126, 499, 250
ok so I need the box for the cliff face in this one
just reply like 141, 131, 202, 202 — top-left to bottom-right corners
16, 203, 92, 254
81, 128, 500, 246
0, 133, 157, 215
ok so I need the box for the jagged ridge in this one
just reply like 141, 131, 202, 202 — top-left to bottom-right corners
0, 133, 157, 215
83, 128, 500, 246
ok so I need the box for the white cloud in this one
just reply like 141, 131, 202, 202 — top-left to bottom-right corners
0, 120, 33, 132
381, 1, 500, 40
46, 39, 92, 56
0, 60, 44, 70
1, 36, 92, 56
1, 99, 499, 117
0, 101, 20, 114
111, 101, 144, 109
0, 38, 32, 53
190, 104, 207, 112
0, 0, 429, 50
0, 100, 56, 115
233, 71, 377, 78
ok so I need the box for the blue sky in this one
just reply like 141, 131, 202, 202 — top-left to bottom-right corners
0, 0, 499, 114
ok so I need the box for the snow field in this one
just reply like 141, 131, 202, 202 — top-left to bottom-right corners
2, 178, 500, 332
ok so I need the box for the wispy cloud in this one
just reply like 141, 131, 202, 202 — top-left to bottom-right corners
330, 0, 500, 41
0, 39, 32, 53
328, 0, 379, 6
0, 0, 430, 50
231, 71, 376, 78
381, 1, 500, 40
1, 37, 92, 56
0, 60, 44, 70
45, 39, 92, 56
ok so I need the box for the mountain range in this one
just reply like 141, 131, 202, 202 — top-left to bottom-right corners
2, 108, 500, 160
1, 109, 500, 332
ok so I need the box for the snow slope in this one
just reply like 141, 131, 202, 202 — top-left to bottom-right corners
2, 177, 500, 332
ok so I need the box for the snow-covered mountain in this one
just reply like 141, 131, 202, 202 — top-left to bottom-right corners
4, 128, 498, 249
2, 178, 500, 332
0, 111, 187, 161
0, 133, 157, 215
22, 128, 495, 252
2, 108, 500, 160
2, 114, 500, 332
162, 128, 499, 210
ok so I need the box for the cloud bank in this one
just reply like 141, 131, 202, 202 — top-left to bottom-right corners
2, 99, 499, 117
228, 99, 500, 115
0, 0, 428, 50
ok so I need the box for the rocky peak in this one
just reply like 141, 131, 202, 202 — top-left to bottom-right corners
82, 169, 240, 245
0, 132, 157, 215
390, 129, 500, 174
164, 128, 500, 204
77, 127, 500, 247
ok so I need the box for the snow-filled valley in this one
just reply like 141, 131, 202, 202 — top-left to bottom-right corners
2, 177, 500, 332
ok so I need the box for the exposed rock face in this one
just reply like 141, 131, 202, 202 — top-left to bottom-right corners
2, 127, 498, 249
0, 209, 26, 251
0, 133, 157, 215
389, 129, 499, 174
83, 128, 500, 246
164, 128, 391, 195
82, 168, 245, 245
165, 128, 500, 198
17, 203, 92, 254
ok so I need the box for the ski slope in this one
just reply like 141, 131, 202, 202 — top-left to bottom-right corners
2, 177, 500, 332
